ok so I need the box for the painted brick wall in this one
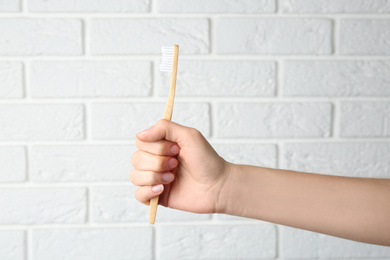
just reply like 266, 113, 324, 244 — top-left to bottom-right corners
0, 0, 389, 259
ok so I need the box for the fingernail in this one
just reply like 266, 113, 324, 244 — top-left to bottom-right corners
162, 173, 174, 182
170, 144, 180, 155
168, 158, 178, 169
152, 184, 163, 193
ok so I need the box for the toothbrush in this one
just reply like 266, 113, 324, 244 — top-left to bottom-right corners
149, 44, 179, 224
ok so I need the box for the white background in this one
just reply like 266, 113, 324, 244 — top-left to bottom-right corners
0, 0, 390, 259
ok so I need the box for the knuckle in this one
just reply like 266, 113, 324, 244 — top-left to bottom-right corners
135, 187, 150, 205
189, 127, 202, 138
131, 151, 140, 167
157, 156, 167, 170
149, 173, 159, 184
129, 169, 137, 185
134, 188, 142, 202
157, 119, 169, 130
135, 139, 142, 149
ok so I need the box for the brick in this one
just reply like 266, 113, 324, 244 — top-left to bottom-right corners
0, 146, 26, 182
91, 186, 146, 223
31, 61, 152, 98
91, 186, 210, 223
28, 0, 150, 12
91, 103, 210, 139
0, 104, 84, 141
0, 62, 23, 98
157, 0, 275, 13
0, 0, 20, 12
0, 188, 86, 224
340, 19, 390, 55
216, 18, 332, 54
32, 228, 152, 260
282, 226, 390, 259
282, 142, 390, 178
217, 103, 331, 138
0, 18, 82, 56
340, 102, 390, 137
31, 146, 135, 182
283, 60, 390, 97
90, 18, 209, 55
0, 231, 24, 260
281, 0, 390, 13
158, 225, 276, 259
158, 60, 275, 97
213, 143, 277, 168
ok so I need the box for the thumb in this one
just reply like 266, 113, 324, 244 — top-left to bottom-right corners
136, 119, 190, 143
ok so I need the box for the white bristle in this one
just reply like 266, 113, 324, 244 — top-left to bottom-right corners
160, 46, 174, 72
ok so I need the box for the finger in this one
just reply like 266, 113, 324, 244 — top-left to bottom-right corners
129, 169, 175, 186
136, 139, 180, 156
136, 119, 196, 143
135, 185, 164, 205
131, 150, 178, 171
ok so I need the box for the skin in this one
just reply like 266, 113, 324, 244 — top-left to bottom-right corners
130, 119, 390, 247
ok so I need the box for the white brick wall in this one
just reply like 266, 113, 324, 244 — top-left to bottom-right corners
90, 18, 209, 55
283, 60, 390, 96
0, 62, 23, 98
217, 103, 332, 138
28, 0, 151, 13
158, 225, 276, 259
340, 19, 390, 55
0, 104, 84, 141
0, 231, 25, 260
215, 18, 332, 54
30, 61, 152, 98
282, 226, 390, 259
0, 146, 25, 182
0, 19, 82, 55
32, 228, 153, 260
0, 188, 86, 224
0, 0, 389, 259
158, 60, 276, 97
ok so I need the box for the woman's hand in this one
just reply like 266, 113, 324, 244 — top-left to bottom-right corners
130, 119, 230, 214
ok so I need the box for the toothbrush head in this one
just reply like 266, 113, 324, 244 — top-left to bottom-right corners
160, 45, 178, 72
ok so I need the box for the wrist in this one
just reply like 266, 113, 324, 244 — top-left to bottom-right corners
215, 162, 240, 215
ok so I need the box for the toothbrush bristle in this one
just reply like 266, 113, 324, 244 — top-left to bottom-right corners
160, 46, 174, 72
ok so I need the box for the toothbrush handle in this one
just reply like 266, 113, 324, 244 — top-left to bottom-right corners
150, 44, 179, 224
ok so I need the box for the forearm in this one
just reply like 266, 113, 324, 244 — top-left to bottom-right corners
218, 163, 390, 246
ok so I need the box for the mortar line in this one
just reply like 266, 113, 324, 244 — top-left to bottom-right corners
0, 221, 274, 230
1, 55, 390, 61
0, 13, 390, 18
82, 17, 89, 57
333, 17, 340, 55
26, 228, 31, 260
153, 225, 158, 260
209, 16, 215, 55
333, 100, 341, 138
276, 141, 282, 170
276, 0, 281, 14
150, 0, 157, 14
0, 136, 389, 146
210, 101, 217, 138
86, 186, 91, 224
276, 59, 282, 98
1, 96, 389, 104
152, 58, 159, 98
21, 0, 26, 13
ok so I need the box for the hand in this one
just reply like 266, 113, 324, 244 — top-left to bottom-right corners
130, 119, 230, 214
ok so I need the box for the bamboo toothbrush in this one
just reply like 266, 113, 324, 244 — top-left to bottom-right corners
149, 44, 179, 224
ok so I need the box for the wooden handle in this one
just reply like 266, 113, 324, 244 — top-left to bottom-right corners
150, 44, 179, 224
